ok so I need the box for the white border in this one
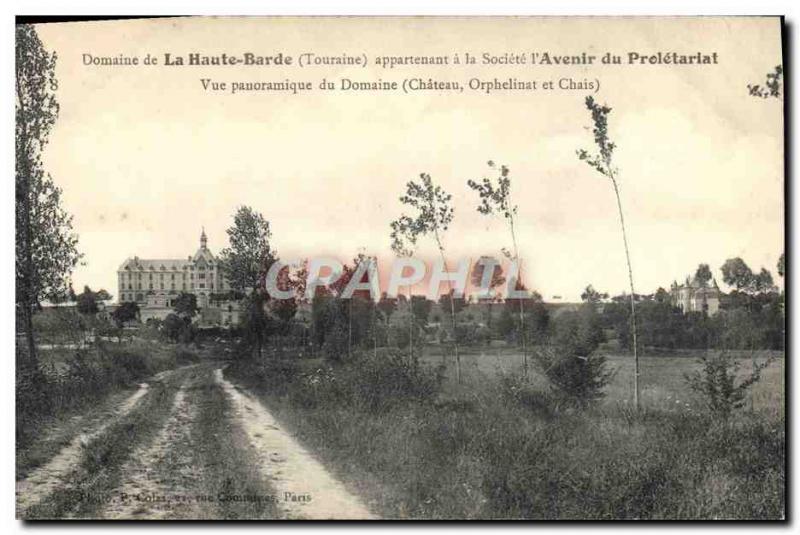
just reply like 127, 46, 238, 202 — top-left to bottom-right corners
2, 1, 796, 534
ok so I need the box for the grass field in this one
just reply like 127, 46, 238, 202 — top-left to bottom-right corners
418, 346, 784, 417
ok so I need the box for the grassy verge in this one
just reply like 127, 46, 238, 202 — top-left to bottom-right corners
226, 355, 785, 520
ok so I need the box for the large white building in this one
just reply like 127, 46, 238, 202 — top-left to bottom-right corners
117, 229, 240, 324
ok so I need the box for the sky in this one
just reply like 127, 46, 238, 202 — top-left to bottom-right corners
35, 17, 784, 301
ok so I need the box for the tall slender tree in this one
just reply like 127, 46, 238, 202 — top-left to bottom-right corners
577, 96, 641, 409
390, 173, 458, 380
220, 206, 276, 359
468, 163, 528, 374
16, 25, 82, 365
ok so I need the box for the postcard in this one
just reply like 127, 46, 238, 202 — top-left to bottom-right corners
15, 16, 785, 520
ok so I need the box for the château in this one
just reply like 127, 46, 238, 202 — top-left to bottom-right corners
117, 229, 240, 324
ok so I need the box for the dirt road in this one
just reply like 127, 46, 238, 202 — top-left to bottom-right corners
16, 363, 376, 520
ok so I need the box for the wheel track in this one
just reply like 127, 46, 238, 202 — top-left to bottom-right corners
99, 379, 203, 519
15, 383, 150, 516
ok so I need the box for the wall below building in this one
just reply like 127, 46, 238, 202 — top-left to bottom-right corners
139, 307, 173, 323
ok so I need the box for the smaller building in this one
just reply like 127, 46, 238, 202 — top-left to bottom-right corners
670, 276, 722, 315
200, 299, 242, 327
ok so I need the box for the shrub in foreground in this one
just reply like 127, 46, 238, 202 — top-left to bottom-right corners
684, 351, 774, 419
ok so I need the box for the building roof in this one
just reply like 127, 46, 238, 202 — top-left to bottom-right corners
672, 275, 722, 295
119, 257, 191, 271
118, 229, 219, 271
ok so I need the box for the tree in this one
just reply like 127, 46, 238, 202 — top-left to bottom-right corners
172, 292, 198, 319
16, 25, 82, 365
580, 284, 608, 304
76, 285, 99, 315
377, 292, 397, 320
310, 284, 334, 348
695, 264, 713, 287
753, 268, 775, 294
438, 290, 466, 316
411, 295, 433, 327
221, 206, 275, 293
748, 65, 783, 99
390, 173, 457, 377
685, 352, 773, 419
654, 287, 670, 304
163, 312, 192, 343
330, 252, 378, 359
577, 96, 641, 409
535, 303, 610, 407
111, 301, 139, 327
777, 252, 785, 278
279, 259, 309, 347
504, 288, 549, 344
270, 292, 298, 334
468, 162, 530, 373
720, 258, 775, 296
720, 257, 754, 291
220, 206, 276, 359
267, 261, 301, 335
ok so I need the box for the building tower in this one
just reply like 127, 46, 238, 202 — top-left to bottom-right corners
200, 226, 208, 250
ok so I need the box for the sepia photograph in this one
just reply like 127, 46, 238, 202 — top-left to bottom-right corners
14, 15, 785, 521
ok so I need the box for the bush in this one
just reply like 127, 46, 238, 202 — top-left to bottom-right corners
684, 352, 774, 419
533, 346, 612, 408
102, 346, 151, 383
531, 304, 611, 407
163, 313, 194, 343
340, 350, 443, 411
